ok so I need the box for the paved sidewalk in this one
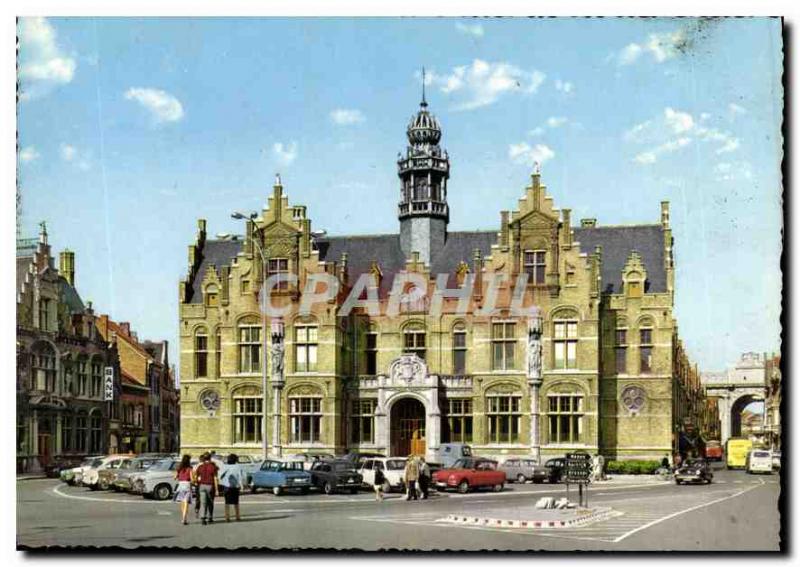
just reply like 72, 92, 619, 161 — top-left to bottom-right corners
599, 474, 670, 484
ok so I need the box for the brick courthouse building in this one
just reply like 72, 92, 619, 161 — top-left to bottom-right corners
178, 94, 704, 462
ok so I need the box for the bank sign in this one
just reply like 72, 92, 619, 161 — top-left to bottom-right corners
104, 367, 114, 401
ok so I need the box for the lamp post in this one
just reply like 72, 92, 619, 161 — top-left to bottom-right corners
231, 210, 270, 460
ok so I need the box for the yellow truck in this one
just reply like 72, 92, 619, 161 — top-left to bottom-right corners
726, 438, 753, 469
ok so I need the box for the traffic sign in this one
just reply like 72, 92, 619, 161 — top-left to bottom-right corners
565, 452, 592, 484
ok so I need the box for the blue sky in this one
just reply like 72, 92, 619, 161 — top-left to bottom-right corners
17, 17, 783, 377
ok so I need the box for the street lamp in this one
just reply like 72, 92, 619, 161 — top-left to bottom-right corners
231, 210, 269, 460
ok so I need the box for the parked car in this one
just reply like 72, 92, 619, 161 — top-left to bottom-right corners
772, 452, 782, 471
82, 454, 134, 490
309, 459, 363, 494
61, 456, 104, 486
285, 453, 336, 471
500, 458, 548, 484
97, 456, 136, 490
431, 443, 472, 468
746, 450, 773, 474
216, 454, 264, 484
111, 455, 167, 492
341, 452, 385, 470
134, 458, 185, 500
432, 457, 506, 494
358, 457, 408, 492
544, 457, 567, 483
250, 459, 312, 495
704, 440, 724, 461
674, 458, 714, 484
47, 456, 84, 479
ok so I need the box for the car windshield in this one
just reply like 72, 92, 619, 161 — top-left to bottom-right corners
452, 459, 471, 469
118, 460, 132, 469
90, 459, 103, 468
683, 459, 704, 467
149, 460, 175, 471
333, 462, 353, 472
462, 447, 472, 456
753, 451, 770, 458
386, 459, 406, 471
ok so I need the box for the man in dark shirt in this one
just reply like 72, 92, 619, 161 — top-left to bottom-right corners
195, 452, 219, 525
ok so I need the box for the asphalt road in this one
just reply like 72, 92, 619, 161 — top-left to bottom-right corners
17, 466, 781, 551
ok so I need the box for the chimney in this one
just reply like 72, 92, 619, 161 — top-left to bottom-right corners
581, 218, 597, 228
59, 249, 75, 286
661, 201, 670, 229
120, 322, 131, 336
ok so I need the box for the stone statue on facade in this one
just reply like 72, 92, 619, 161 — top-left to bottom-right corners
527, 309, 543, 380
270, 340, 285, 377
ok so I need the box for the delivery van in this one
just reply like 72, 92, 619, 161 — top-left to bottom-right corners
726, 438, 753, 469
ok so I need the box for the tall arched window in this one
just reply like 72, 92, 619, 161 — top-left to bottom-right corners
90, 411, 103, 453
61, 412, 74, 452
452, 323, 467, 374
295, 323, 318, 372
215, 328, 222, 378
553, 315, 578, 370
32, 343, 56, 392
547, 391, 584, 444
91, 359, 103, 398
238, 318, 261, 374
76, 356, 88, 396
403, 323, 426, 360
232, 387, 262, 444
486, 389, 522, 444
75, 412, 88, 452
195, 328, 208, 378
639, 319, 655, 374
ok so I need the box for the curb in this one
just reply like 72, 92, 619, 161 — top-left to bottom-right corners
443, 507, 618, 529
17, 475, 48, 481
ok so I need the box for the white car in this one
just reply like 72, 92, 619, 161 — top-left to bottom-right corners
746, 450, 773, 474
285, 453, 336, 471
82, 454, 132, 489
772, 452, 782, 470
358, 457, 408, 492
64, 456, 104, 486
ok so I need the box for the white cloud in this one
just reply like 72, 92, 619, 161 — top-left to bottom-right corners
715, 160, 752, 181
455, 22, 484, 38
19, 146, 40, 163
59, 143, 91, 170
60, 144, 77, 161
273, 141, 298, 166
527, 126, 545, 137
425, 60, 546, 111
664, 107, 694, 134
124, 87, 184, 123
554, 79, 574, 94
330, 108, 365, 126
625, 106, 741, 165
546, 116, 568, 128
17, 17, 77, 100
617, 29, 686, 66
509, 142, 555, 167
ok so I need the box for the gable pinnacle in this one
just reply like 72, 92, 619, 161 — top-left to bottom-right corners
421, 67, 428, 108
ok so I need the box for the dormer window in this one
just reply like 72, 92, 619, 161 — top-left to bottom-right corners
205, 284, 219, 307
524, 250, 546, 285
268, 258, 289, 291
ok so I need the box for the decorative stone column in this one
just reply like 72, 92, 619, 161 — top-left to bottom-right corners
269, 319, 285, 457
527, 307, 544, 463
425, 375, 441, 462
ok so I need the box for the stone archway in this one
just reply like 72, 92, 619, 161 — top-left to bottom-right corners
730, 394, 759, 439
390, 397, 426, 457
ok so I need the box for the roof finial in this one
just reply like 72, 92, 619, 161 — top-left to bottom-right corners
275, 172, 282, 186
533, 161, 541, 175
421, 67, 428, 108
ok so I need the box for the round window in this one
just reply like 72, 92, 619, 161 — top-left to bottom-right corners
199, 390, 221, 411
621, 386, 646, 412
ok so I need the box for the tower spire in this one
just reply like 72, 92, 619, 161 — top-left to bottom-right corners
421, 67, 427, 108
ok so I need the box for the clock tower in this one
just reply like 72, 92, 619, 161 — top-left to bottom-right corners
398, 77, 450, 265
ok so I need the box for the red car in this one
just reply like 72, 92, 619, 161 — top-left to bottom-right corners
432, 457, 506, 493
704, 440, 723, 461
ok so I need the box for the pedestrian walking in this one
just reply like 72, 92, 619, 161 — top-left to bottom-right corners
173, 454, 194, 525
373, 463, 386, 502
192, 458, 202, 518
195, 452, 219, 525
404, 455, 419, 501
219, 453, 245, 522
417, 456, 430, 499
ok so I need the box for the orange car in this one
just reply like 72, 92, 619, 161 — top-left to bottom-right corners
704, 440, 723, 461
432, 457, 506, 493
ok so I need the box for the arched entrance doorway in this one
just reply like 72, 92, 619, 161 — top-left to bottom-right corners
390, 398, 426, 457
730, 394, 761, 438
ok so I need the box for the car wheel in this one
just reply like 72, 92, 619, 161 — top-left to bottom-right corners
516, 474, 526, 484
457, 480, 469, 494
272, 486, 282, 496
99, 479, 110, 491
493, 483, 504, 492
251, 485, 259, 494
349, 488, 358, 495
89, 484, 98, 491
300, 487, 310, 495
675, 479, 683, 485
324, 482, 334, 495
154, 484, 172, 501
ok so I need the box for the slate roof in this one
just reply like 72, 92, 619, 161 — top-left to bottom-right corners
315, 231, 498, 295
187, 226, 666, 300
188, 239, 243, 303
59, 276, 85, 314
17, 256, 32, 294
572, 224, 666, 294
